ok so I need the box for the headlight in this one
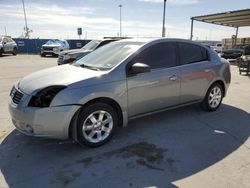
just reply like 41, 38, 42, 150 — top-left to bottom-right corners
53, 47, 59, 53
28, 86, 66, 107
68, 54, 76, 59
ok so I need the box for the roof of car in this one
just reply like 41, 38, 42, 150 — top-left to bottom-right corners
116, 38, 208, 47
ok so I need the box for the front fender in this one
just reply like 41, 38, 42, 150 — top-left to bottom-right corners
51, 80, 128, 126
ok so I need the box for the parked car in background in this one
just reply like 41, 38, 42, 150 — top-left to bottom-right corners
57, 38, 122, 65
41, 39, 69, 57
220, 49, 243, 59
243, 45, 250, 55
9, 38, 231, 147
0, 36, 17, 56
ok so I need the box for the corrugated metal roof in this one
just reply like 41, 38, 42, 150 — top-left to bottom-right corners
192, 9, 250, 28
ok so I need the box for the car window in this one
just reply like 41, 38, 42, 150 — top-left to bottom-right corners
6, 38, 12, 43
179, 43, 208, 65
81, 40, 101, 51
75, 41, 144, 70
130, 42, 177, 69
3, 38, 7, 43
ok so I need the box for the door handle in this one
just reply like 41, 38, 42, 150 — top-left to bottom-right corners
169, 75, 177, 81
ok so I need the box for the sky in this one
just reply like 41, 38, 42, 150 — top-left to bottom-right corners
0, 0, 249, 40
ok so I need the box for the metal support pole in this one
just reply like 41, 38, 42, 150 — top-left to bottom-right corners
235, 27, 239, 46
22, 0, 28, 38
119, 5, 122, 38
162, 0, 167, 37
190, 18, 194, 40
4, 26, 7, 36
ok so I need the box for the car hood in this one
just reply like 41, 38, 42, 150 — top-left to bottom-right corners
18, 65, 104, 94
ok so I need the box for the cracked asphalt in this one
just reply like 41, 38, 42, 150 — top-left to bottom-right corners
0, 55, 250, 188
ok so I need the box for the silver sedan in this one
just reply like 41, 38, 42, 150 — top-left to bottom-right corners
9, 38, 231, 147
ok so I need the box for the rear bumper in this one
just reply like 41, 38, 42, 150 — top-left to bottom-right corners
8, 100, 81, 139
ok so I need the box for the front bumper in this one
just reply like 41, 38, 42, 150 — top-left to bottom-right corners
41, 51, 59, 55
8, 97, 81, 140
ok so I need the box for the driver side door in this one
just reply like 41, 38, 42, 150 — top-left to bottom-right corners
126, 42, 181, 117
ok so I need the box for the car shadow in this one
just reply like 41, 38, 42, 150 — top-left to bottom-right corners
41, 56, 58, 58
0, 104, 249, 188
0, 54, 14, 58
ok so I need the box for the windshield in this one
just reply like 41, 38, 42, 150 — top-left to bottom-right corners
75, 41, 144, 70
81, 40, 101, 51
45, 39, 62, 45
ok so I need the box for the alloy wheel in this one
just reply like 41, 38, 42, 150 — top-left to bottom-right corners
208, 86, 222, 108
82, 110, 113, 143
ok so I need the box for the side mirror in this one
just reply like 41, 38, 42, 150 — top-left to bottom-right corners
130, 62, 151, 74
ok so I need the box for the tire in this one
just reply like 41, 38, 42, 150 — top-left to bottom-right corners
201, 83, 224, 112
40, 53, 45, 57
77, 102, 118, 147
0, 49, 2, 57
12, 47, 17, 55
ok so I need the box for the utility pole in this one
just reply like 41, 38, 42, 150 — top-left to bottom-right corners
162, 0, 167, 37
4, 26, 7, 36
119, 4, 123, 37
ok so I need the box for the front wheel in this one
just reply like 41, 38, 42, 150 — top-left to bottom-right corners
201, 83, 223, 111
77, 102, 118, 147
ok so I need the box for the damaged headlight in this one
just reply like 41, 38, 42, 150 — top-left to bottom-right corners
28, 86, 66, 107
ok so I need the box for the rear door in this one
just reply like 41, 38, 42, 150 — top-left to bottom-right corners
178, 42, 214, 104
126, 42, 181, 117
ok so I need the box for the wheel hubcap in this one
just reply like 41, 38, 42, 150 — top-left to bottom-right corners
82, 110, 113, 143
208, 86, 222, 108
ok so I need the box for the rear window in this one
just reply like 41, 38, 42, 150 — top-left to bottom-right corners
179, 43, 208, 65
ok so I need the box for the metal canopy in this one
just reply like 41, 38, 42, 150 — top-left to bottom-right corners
190, 9, 250, 42
192, 9, 250, 28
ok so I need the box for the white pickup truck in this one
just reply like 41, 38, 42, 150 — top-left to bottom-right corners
211, 43, 223, 53
40, 39, 69, 57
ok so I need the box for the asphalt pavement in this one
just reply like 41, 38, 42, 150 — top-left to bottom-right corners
0, 55, 249, 188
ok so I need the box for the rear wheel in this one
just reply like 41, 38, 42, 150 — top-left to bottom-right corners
12, 47, 17, 55
77, 102, 118, 147
201, 83, 223, 111
0, 48, 3, 56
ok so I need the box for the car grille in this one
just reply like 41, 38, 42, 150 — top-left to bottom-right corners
11, 87, 24, 104
43, 46, 53, 51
